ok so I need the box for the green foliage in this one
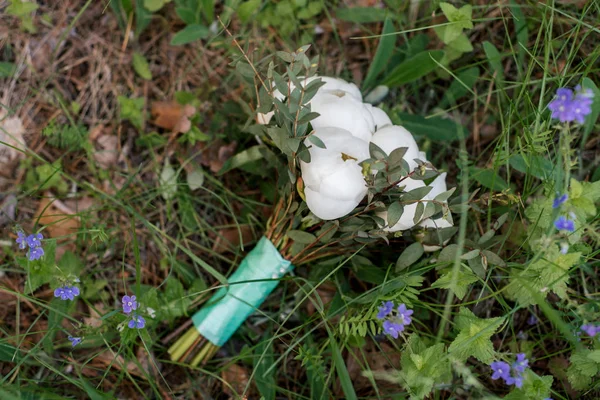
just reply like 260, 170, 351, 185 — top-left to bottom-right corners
504, 370, 553, 400
366, 334, 451, 400
253, 0, 324, 37
383, 51, 445, 88
431, 265, 478, 300
6, 0, 38, 32
118, 95, 145, 130
567, 349, 600, 390
42, 119, 89, 150
433, 2, 474, 65
23, 159, 69, 193
132, 52, 152, 80
448, 307, 505, 364
393, 111, 468, 141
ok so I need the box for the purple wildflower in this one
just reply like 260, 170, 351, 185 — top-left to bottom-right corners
548, 86, 594, 124
506, 374, 524, 388
28, 246, 45, 261
513, 353, 529, 373
68, 336, 82, 347
554, 216, 575, 232
382, 320, 403, 339
490, 361, 511, 381
581, 324, 598, 337
377, 301, 394, 320
16, 232, 27, 250
122, 295, 138, 314
397, 303, 414, 325
527, 314, 538, 326
25, 233, 43, 248
54, 286, 80, 301
552, 194, 568, 209
128, 314, 146, 329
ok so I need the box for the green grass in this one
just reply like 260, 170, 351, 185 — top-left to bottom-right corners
1, 0, 600, 399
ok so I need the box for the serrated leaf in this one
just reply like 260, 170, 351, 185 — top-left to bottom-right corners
431, 267, 478, 300
448, 307, 504, 363
396, 242, 424, 271
132, 52, 152, 80
186, 167, 204, 190
159, 159, 177, 200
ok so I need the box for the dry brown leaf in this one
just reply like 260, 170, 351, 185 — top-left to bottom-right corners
92, 351, 147, 378
0, 111, 26, 165
93, 133, 119, 169
221, 363, 250, 398
191, 140, 237, 174
345, 341, 401, 391
151, 101, 195, 133
35, 195, 80, 242
211, 225, 255, 254
84, 302, 107, 328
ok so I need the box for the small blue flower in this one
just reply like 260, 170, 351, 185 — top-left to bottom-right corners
28, 246, 45, 261
512, 353, 529, 373
382, 320, 403, 339
376, 301, 394, 320
552, 193, 568, 209
128, 314, 146, 329
122, 295, 138, 314
16, 232, 27, 250
548, 86, 594, 124
506, 374, 524, 388
490, 361, 511, 381
25, 233, 43, 248
54, 286, 80, 301
581, 324, 598, 337
397, 303, 414, 325
68, 336, 82, 347
527, 314, 538, 326
554, 216, 575, 232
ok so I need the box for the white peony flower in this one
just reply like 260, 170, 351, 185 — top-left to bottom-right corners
309, 92, 375, 142
257, 75, 362, 125
419, 172, 453, 230
301, 127, 369, 220
364, 103, 392, 131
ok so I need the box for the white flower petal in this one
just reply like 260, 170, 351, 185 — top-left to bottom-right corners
305, 186, 361, 220
310, 93, 375, 142
364, 104, 392, 131
370, 125, 421, 169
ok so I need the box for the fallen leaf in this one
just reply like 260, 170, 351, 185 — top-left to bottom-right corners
92, 351, 147, 378
211, 225, 255, 254
0, 111, 26, 165
151, 101, 195, 133
345, 341, 401, 391
84, 302, 107, 328
93, 132, 120, 169
35, 195, 80, 252
221, 363, 250, 398
190, 140, 237, 174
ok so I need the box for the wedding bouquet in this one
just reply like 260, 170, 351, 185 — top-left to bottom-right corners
168, 46, 456, 366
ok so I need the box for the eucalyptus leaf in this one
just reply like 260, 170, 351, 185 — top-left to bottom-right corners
396, 242, 424, 271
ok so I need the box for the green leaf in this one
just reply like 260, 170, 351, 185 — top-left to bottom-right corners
81, 375, 113, 400
254, 338, 276, 400
582, 78, 600, 144
509, 0, 528, 70
335, 7, 387, 23
482, 41, 504, 87
6, 0, 39, 16
448, 307, 504, 363
383, 50, 444, 87
238, 0, 261, 22
431, 267, 478, 300
132, 52, 152, 80
186, 167, 204, 190
438, 67, 479, 108
170, 24, 210, 46
509, 154, 554, 179
469, 167, 509, 191
287, 230, 317, 244
433, 25, 463, 45
440, 2, 473, 29
143, 0, 166, 12
396, 242, 424, 272
135, 0, 153, 37
394, 112, 468, 141
386, 201, 404, 228
363, 17, 396, 89
0, 62, 16, 78
330, 339, 358, 400
447, 33, 473, 53
218, 145, 265, 175
159, 158, 177, 200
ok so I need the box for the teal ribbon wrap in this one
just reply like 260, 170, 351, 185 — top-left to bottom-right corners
192, 236, 293, 346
